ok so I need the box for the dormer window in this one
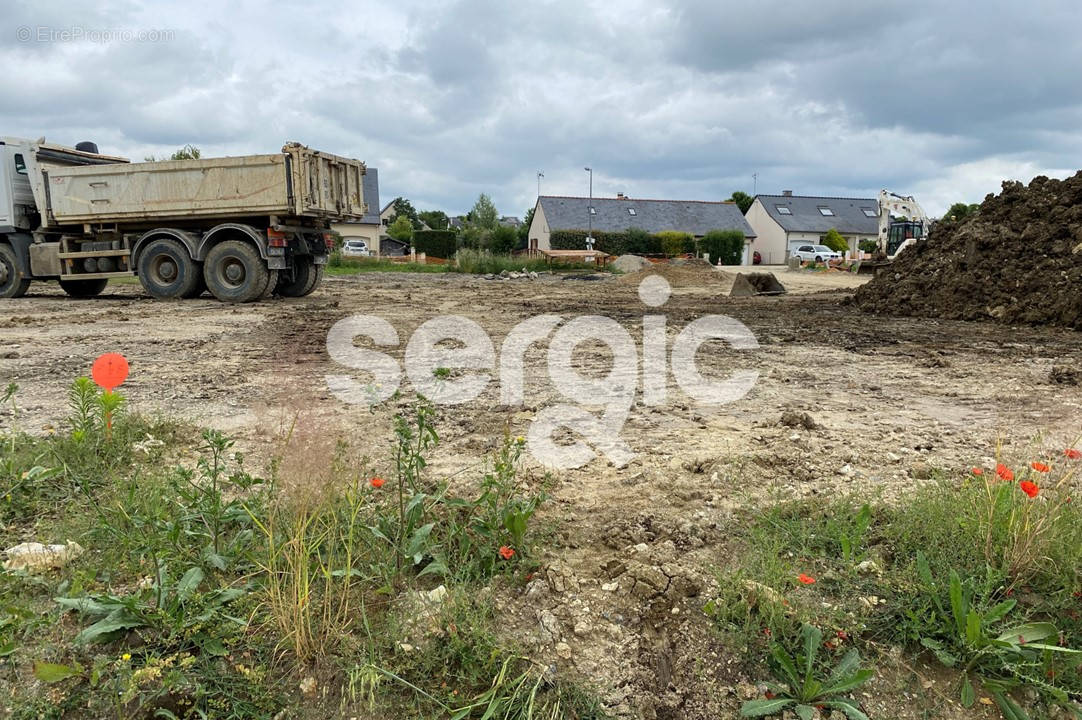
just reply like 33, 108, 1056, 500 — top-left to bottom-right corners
818, 206, 834, 216
776, 205, 792, 215
627, 208, 636, 216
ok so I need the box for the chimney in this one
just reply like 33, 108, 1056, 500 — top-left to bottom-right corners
616, 192, 626, 199
782, 190, 793, 197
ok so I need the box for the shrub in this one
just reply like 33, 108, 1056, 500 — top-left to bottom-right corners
822, 228, 848, 254
412, 230, 457, 259
487, 225, 518, 254
858, 239, 878, 253
700, 229, 745, 265
656, 231, 693, 257
451, 249, 550, 275
625, 227, 661, 255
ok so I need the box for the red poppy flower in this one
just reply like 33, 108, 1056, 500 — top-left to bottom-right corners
797, 573, 816, 585
836, 630, 849, 640
996, 463, 1014, 481
498, 546, 515, 560
1031, 462, 1050, 473
369, 476, 385, 489
1019, 480, 1039, 498
1065, 448, 1081, 460
971, 467, 984, 476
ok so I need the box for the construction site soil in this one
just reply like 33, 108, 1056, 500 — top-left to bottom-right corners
3, 268, 1081, 719
854, 172, 1082, 329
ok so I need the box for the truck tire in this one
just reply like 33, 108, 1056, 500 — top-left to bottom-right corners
203, 240, 269, 303
60, 278, 109, 297
138, 238, 202, 299
0, 244, 30, 299
276, 258, 323, 297
260, 270, 279, 299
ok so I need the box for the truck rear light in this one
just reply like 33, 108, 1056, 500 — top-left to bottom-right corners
323, 233, 334, 249
267, 228, 288, 248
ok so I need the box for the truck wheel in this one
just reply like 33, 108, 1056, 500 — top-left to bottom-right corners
203, 240, 269, 303
275, 258, 322, 297
260, 270, 279, 299
60, 278, 109, 297
138, 238, 201, 299
0, 245, 30, 298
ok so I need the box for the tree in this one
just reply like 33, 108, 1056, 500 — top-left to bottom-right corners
944, 202, 979, 222
387, 215, 414, 242
143, 144, 201, 162
821, 228, 848, 253
390, 197, 421, 230
727, 191, 754, 214
517, 206, 536, 246
418, 210, 449, 230
470, 194, 499, 231
488, 225, 518, 254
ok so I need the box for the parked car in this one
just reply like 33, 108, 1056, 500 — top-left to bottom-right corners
791, 244, 841, 263
342, 239, 370, 257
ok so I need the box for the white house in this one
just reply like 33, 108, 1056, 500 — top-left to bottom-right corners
745, 192, 880, 264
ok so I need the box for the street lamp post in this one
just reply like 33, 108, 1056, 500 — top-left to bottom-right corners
584, 166, 593, 250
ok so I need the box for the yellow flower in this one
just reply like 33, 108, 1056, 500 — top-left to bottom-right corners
121, 653, 131, 661
516, 436, 525, 444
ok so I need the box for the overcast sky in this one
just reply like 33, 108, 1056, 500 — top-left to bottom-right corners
4, 0, 1081, 217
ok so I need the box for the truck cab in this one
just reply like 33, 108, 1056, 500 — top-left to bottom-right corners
0, 139, 38, 233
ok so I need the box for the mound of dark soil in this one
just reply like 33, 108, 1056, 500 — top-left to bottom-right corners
853, 172, 1082, 329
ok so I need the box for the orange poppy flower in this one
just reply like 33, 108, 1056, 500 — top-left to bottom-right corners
971, 467, 984, 476
1019, 480, 1039, 498
498, 546, 515, 560
369, 476, 385, 489
1065, 448, 1081, 460
797, 573, 816, 585
1031, 462, 1050, 473
996, 463, 1014, 482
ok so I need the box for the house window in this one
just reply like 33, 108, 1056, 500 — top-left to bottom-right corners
861, 207, 877, 217
627, 208, 636, 216
817, 206, 834, 216
14, 154, 26, 175
589, 207, 597, 215
775, 205, 792, 214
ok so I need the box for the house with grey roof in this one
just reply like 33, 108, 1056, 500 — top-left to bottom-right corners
331, 168, 382, 254
527, 195, 756, 257
745, 191, 879, 264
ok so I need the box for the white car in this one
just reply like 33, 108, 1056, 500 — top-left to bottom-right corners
341, 239, 370, 257
791, 244, 841, 263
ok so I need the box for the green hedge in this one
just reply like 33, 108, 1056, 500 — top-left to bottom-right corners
550, 229, 663, 256
412, 230, 458, 259
700, 229, 745, 265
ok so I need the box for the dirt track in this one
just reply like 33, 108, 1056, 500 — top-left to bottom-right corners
2, 267, 1081, 717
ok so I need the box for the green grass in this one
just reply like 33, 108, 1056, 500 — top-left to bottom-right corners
327, 256, 449, 274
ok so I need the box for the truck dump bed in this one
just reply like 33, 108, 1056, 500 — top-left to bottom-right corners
42, 143, 365, 226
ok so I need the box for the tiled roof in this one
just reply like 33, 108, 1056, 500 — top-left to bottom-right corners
756, 194, 879, 234
538, 196, 755, 237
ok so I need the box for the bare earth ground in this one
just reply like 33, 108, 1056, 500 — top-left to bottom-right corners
2, 266, 1081, 719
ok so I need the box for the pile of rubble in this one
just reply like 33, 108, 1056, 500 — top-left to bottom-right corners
853, 172, 1082, 329
484, 268, 539, 281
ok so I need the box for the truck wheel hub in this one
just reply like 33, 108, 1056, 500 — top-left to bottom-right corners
158, 260, 177, 281
0, 262, 8, 284
224, 261, 244, 283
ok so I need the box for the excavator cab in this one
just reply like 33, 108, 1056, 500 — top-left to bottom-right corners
886, 220, 924, 257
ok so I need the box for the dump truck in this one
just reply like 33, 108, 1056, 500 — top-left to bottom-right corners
0, 137, 367, 302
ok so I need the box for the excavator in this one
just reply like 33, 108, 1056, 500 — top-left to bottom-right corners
856, 190, 928, 273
